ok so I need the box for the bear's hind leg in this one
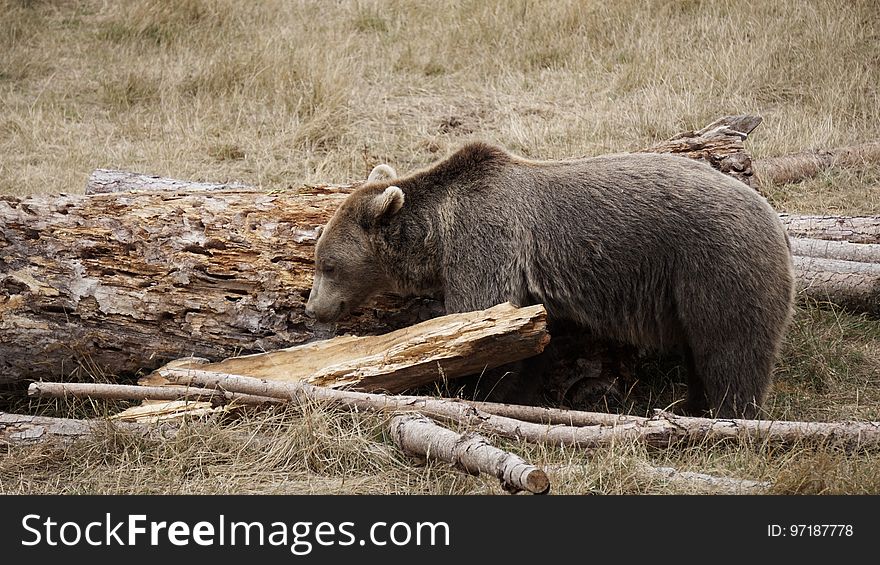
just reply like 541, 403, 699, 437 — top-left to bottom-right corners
683, 348, 709, 417
687, 338, 773, 419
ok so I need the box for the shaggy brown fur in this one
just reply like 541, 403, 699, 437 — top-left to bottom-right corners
306, 143, 796, 418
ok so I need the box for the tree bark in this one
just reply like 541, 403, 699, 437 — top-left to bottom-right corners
141, 302, 549, 393
789, 238, 880, 264
0, 187, 445, 384
793, 255, 880, 314
754, 141, 880, 186
160, 368, 880, 451
389, 413, 550, 494
779, 214, 880, 244
86, 169, 253, 195
0, 411, 173, 445
641, 114, 763, 188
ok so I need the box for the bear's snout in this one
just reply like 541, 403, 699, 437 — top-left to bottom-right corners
304, 294, 346, 323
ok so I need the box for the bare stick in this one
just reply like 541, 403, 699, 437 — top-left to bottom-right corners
27, 381, 282, 406
465, 400, 646, 427
390, 414, 549, 494
160, 368, 880, 450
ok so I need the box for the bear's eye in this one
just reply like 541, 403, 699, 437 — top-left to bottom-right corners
320, 264, 336, 274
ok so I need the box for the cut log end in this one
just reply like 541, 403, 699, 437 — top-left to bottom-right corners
517, 468, 551, 495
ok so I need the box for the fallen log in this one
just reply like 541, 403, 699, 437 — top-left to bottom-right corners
141, 302, 548, 393
86, 169, 253, 195
754, 141, 880, 186
390, 413, 550, 494
0, 186, 446, 384
793, 255, 880, 314
780, 214, 880, 244
160, 368, 880, 450
789, 238, 880, 264
0, 411, 174, 445
640, 114, 762, 187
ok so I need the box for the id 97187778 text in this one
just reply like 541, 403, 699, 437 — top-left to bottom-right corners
768, 525, 853, 537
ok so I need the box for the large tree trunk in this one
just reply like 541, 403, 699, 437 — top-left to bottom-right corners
0, 187, 444, 384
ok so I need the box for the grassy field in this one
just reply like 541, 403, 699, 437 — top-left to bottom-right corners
2, 0, 880, 495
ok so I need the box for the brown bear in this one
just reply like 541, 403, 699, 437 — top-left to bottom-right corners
305, 142, 795, 418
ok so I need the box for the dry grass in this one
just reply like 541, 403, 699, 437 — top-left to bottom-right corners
2, 0, 879, 194
2, 0, 880, 494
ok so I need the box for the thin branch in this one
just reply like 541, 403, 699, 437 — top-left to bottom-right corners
27, 381, 283, 406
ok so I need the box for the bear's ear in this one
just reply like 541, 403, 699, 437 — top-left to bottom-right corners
368, 163, 397, 182
370, 185, 405, 222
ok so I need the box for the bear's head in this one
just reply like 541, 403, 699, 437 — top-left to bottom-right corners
305, 177, 405, 323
